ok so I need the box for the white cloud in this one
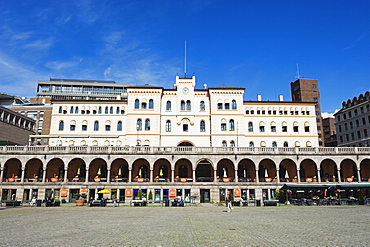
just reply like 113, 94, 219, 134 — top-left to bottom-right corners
322, 109, 340, 119
45, 57, 83, 70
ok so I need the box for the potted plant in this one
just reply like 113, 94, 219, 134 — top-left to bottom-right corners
54, 199, 61, 206
74, 193, 87, 206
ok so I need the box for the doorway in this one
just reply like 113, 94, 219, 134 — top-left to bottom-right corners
200, 189, 210, 203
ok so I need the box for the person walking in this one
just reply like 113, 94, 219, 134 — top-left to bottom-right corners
226, 191, 233, 213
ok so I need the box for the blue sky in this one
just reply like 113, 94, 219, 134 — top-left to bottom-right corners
0, 0, 369, 115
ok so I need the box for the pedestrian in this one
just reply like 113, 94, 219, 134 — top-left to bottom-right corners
226, 191, 233, 213
113, 197, 117, 207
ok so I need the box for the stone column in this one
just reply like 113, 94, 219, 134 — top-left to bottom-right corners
213, 169, 217, 182
276, 169, 280, 183
235, 169, 238, 183
64, 167, 68, 183
128, 169, 132, 183
171, 169, 174, 183
42, 168, 46, 183
317, 169, 321, 183
256, 169, 259, 183
21, 167, 25, 183
0, 167, 3, 184
85, 168, 89, 183
337, 169, 341, 183
357, 168, 361, 183
297, 169, 301, 183
192, 169, 196, 182
150, 169, 153, 182
107, 168, 111, 184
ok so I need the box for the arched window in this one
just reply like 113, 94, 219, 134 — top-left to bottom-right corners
180, 101, 185, 111
75, 107, 79, 114
272, 141, 277, 147
104, 140, 110, 146
248, 122, 253, 132
166, 120, 171, 132
145, 119, 150, 130
105, 107, 108, 114
200, 101, 205, 111
306, 141, 312, 147
200, 120, 205, 132
230, 141, 235, 147
260, 141, 266, 147
58, 106, 62, 113
137, 119, 142, 130
186, 100, 191, 111
295, 141, 300, 147
283, 141, 288, 147
105, 120, 111, 131
229, 119, 235, 131
117, 121, 122, 131
82, 120, 87, 131
149, 99, 154, 109
259, 121, 265, 132
134, 99, 140, 109
304, 122, 310, 132
98, 107, 102, 114
92, 140, 98, 146
59, 121, 64, 131
249, 142, 254, 147
141, 101, 147, 109
70, 107, 74, 114
94, 121, 99, 131
116, 107, 120, 114
166, 101, 171, 111
222, 141, 227, 147
110, 107, 113, 114
232, 100, 237, 110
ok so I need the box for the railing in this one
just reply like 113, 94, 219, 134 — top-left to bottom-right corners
1, 146, 370, 155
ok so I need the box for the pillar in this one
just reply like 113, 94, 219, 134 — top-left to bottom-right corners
297, 169, 301, 183
337, 168, 341, 183
357, 169, 361, 183
171, 169, 174, 183
64, 167, 68, 183
150, 169, 153, 182
235, 169, 238, 183
0, 167, 3, 184
256, 169, 259, 183
276, 169, 280, 183
107, 168, 111, 184
213, 169, 217, 182
129, 169, 132, 183
317, 169, 321, 183
192, 169, 196, 182
42, 168, 46, 183
21, 167, 25, 183
85, 168, 89, 183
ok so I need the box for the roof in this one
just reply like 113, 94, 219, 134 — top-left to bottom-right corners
208, 84, 245, 90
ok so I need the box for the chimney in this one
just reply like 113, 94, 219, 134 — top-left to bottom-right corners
278, 95, 284, 101
257, 94, 262, 101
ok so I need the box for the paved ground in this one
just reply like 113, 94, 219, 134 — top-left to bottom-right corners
0, 204, 369, 247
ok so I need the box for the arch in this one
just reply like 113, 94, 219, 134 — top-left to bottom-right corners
67, 158, 86, 182
166, 101, 171, 111
300, 159, 317, 182
111, 158, 129, 181
117, 121, 122, 131
165, 120, 171, 132
320, 159, 338, 182
145, 119, 150, 131
248, 122, 253, 132
186, 100, 191, 111
153, 158, 171, 182
134, 99, 140, 109
132, 158, 150, 181
94, 121, 99, 131
340, 159, 357, 182
180, 100, 185, 111
200, 120, 205, 132
3, 158, 22, 181
46, 158, 64, 182
360, 159, 370, 182
89, 158, 108, 182
59, 121, 64, 131
279, 159, 297, 182
217, 159, 235, 182
196, 159, 213, 182
174, 158, 192, 180
238, 159, 256, 182
231, 99, 237, 110
177, 141, 194, 146
259, 159, 277, 182
200, 101, 205, 111
25, 158, 43, 181
149, 99, 154, 109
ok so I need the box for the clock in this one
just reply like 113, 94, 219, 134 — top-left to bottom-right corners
182, 87, 189, 94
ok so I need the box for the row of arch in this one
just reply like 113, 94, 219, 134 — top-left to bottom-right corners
2, 156, 370, 184
58, 120, 123, 132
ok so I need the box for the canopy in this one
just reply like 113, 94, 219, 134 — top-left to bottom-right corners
97, 189, 111, 194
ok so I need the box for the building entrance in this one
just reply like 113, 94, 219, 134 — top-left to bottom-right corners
200, 189, 210, 203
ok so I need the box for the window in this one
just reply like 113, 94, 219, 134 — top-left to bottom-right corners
70, 107, 74, 114
245, 110, 249, 114
58, 106, 62, 114
70, 124, 75, 131
344, 123, 348, 131
312, 84, 316, 89
259, 126, 265, 132
186, 100, 191, 111
232, 100, 237, 110
351, 133, 355, 140
141, 102, 147, 109
183, 124, 188, 132
248, 122, 253, 132
283, 142, 288, 147
200, 101, 205, 111
357, 131, 361, 139
348, 111, 352, 118
75, 107, 79, 114
229, 120, 235, 131
116, 107, 120, 114
230, 141, 235, 147
282, 125, 287, 132
166, 120, 171, 132
59, 121, 64, 131
271, 122, 276, 132
94, 121, 99, 131
149, 99, 154, 109
354, 109, 358, 116
218, 103, 223, 110
200, 121, 205, 132
293, 126, 299, 132
98, 107, 102, 114
166, 101, 171, 111
137, 119, 142, 131
117, 121, 122, 131
145, 119, 150, 130
314, 97, 318, 102
305, 126, 310, 132
339, 136, 343, 143
362, 117, 366, 125
110, 107, 113, 114
105, 124, 111, 131
134, 99, 140, 109
180, 101, 185, 111
82, 124, 87, 131
222, 141, 227, 147
249, 142, 254, 147
272, 141, 277, 147
364, 129, 368, 138
350, 121, 353, 129
221, 123, 227, 131
224, 103, 230, 110
104, 107, 108, 114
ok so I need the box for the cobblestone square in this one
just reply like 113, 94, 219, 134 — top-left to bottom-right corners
0, 204, 369, 247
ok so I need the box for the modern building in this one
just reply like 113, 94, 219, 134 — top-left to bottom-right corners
44, 75, 319, 148
322, 117, 337, 147
0, 105, 36, 145
291, 78, 324, 146
334, 91, 370, 147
